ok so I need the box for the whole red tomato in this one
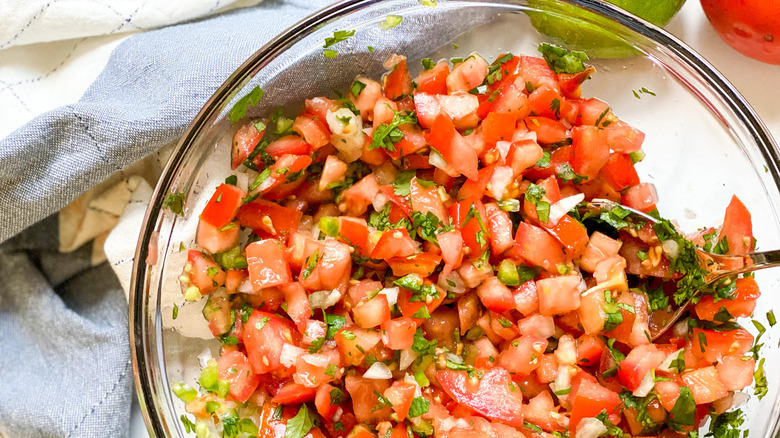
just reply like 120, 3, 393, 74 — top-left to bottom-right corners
701, 0, 780, 64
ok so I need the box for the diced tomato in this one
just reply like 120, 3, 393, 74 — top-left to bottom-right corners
299, 238, 351, 292
294, 352, 340, 387
409, 177, 448, 223
520, 56, 558, 91
388, 253, 442, 277
690, 328, 753, 363
266, 135, 312, 158
426, 114, 479, 180
315, 383, 340, 419
574, 98, 611, 126
525, 116, 569, 145
237, 199, 303, 237
485, 203, 515, 255
382, 317, 417, 350
571, 125, 609, 180
384, 381, 417, 421
568, 378, 621, 433
695, 277, 760, 320
577, 334, 606, 367
280, 282, 311, 332
580, 232, 622, 273
513, 280, 539, 316
371, 228, 418, 260
447, 55, 489, 93
514, 222, 566, 273
185, 250, 226, 294
681, 366, 728, 404
246, 239, 291, 290
476, 276, 515, 312
618, 344, 667, 391
243, 311, 301, 374
337, 216, 371, 255
535, 275, 581, 316
217, 349, 261, 403
716, 355, 755, 391
498, 335, 548, 375
383, 55, 413, 100
718, 195, 754, 255
655, 379, 682, 412
450, 199, 490, 259
415, 61, 450, 95
196, 219, 240, 254
335, 326, 383, 366
600, 152, 640, 191
292, 115, 330, 149
603, 120, 645, 153
224, 269, 247, 294
527, 86, 571, 120
200, 183, 245, 229
339, 174, 380, 216
345, 376, 392, 423
353, 294, 391, 329
319, 155, 348, 191
437, 229, 464, 276
557, 66, 595, 99
483, 112, 518, 147
458, 165, 494, 201
546, 215, 589, 259
231, 123, 264, 170
437, 367, 525, 427
272, 380, 317, 404
621, 182, 658, 213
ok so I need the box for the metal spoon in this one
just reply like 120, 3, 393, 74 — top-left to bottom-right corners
581, 198, 780, 339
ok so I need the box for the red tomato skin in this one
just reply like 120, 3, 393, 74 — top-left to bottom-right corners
426, 114, 479, 180
353, 295, 391, 329
690, 328, 753, 363
232, 123, 264, 170
200, 184, 246, 229
568, 378, 622, 433
246, 240, 292, 290
271, 380, 317, 404
571, 125, 609, 180
514, 222, 566, 273
498, 335, 548, 375
370, 228, 418, 260
577, 334, 606, 366
243, 311, 301, 374
217, 350, 261, 403
382, 317, 417, 350
414, 61, 450, 95
450, 199, 490, 259
546, 215, 589, 260
476, 276, 516, 312
599, 153, 640, 191
525, 116, 569, 145
383, 56, 413, 100
388, 253, 442, 277
701, 0, 780, 64
719, 195, 754, 255
196, 219, 240, 254
483, 112, 518, 147
695, 277, 760, 320
345, 376, 393, 423
617, 344, 667, 391
436, 367, 525, 427
237, 199, 303, 237
266, 135, 313, 158
292, 115, 329, 149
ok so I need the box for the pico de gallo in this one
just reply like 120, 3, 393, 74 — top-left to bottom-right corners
169, 43, 770, 438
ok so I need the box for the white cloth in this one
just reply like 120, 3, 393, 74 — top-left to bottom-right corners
0, 0, 262, 139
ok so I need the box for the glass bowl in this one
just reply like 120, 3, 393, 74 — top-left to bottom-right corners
130, 0, 780, 436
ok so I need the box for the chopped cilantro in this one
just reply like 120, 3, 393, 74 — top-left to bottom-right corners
228, 85, 264, 123
284, 404, 317, 438
163, 192, 185, 215
525, 183, 550, 223
538, 43, 588, 74
324, 30, 356, 48
370, 110, 418, 151
379, 15, 403, 30
486, 53, 514, 85
408, 397, 430, 417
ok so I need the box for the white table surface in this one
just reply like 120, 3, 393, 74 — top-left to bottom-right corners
128, 1, 780, 436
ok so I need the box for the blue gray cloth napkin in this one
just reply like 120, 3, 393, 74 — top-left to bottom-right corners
0, 1, 334, 436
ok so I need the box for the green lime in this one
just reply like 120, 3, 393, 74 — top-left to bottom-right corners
526, 0, 686, 59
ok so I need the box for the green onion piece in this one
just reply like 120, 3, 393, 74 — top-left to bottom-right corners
318, 216, 340, 237
629, 150, 646, 164
172, 382, 198, 403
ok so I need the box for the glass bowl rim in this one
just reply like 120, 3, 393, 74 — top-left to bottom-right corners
129, 0, 780, 435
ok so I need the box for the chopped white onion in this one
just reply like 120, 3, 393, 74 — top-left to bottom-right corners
280, 343, 305, 368
372, 192, 389, 212
711, 393, 734, 414
235, 172, 249, 194
438, 271, 466, 295
633, 370, 655, 397
440, 417, 471, 433
309, 289, 342, 309
197, 349, 213, 369
429, 149, 459, 177
658, 348, 685, 373
311, 222, 321, 240
662, 239, 680, 259
548, 193, 586, 226
378, 287, 399, 306
238, 277, 254, 294
550, 364, 572, 396
575, 417, 608, 438
732, 392, 750, 409
512, 129, 537, 143
673, 319, 689, 339
302, 353, 330, 368
399, 348, 418, 370
326, 108, 364, 162
555, 335, 577, 366
488, 166, 513, 201
363, 362, 392, 379
496, 141, 512, 162
445, 353, 463, 364
332, 406, 343, 422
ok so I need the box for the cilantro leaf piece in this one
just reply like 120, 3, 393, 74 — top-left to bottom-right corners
379, 15, 403, 31
486, 53, 514, 85
668, 387, 695, 430
393, 170, 416, 196
652, 219, 708, 305
408, 397, 430, 417
324, 30, 356, 48
705, 409, 745, 438
163, 192, 185, 215
285, 404, 317, 438
411, 328, 437, 355
538, 43, 589, 74
525, 183, 550, 223
370, 110, 418, 151
350, 80, 367, 97
228, 85, 264, 123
